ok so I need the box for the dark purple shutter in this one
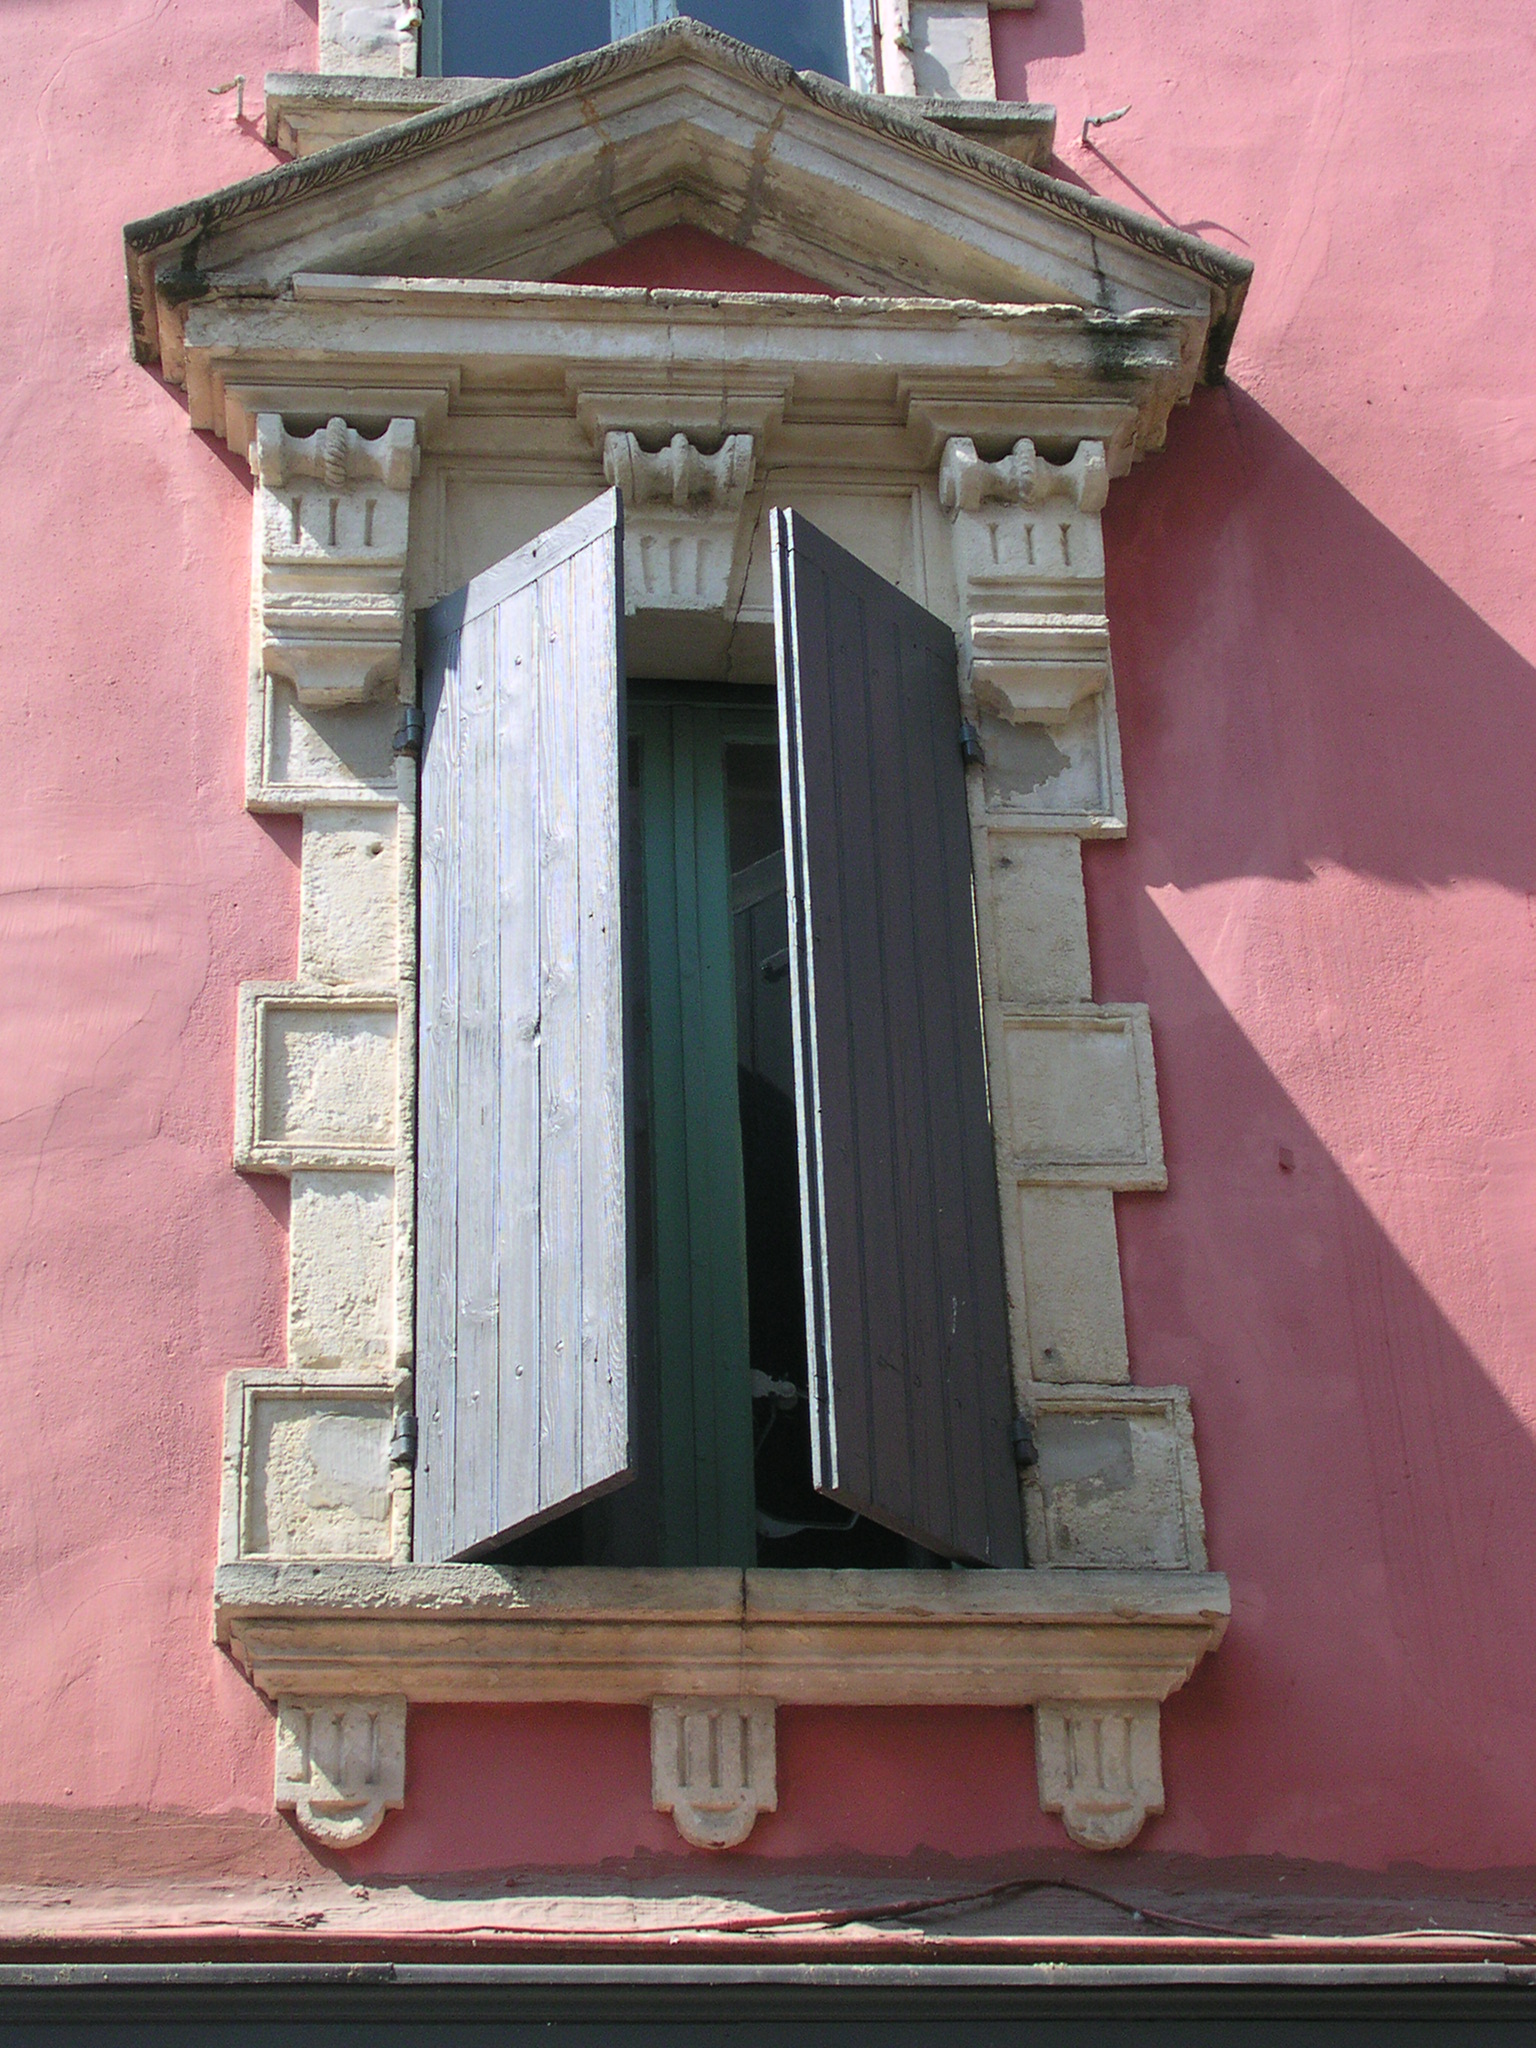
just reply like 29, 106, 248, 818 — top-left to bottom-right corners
415, 492, 630, 1561
772, 510, 1024, 1566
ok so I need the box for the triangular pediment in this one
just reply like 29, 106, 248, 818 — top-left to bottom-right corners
126, 20, 1247, 376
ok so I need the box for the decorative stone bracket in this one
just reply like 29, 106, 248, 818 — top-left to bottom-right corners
275, 1694, 406, 1846
1034, 1698, 1163, 1851
252, 413, 420, 708
266, 1681, 1168, 1854
940, 435, 1109, 518
941, 434, 1111, 727
964, 613, 1111, 725
602, 429, 756, 614
651, 1695, 777, 1849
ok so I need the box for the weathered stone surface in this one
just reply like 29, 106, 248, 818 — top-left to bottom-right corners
652, 1696, 777, 1849
275, 1695, 407, 1847
1035, 1698, 1164, 1850
907, 0, 999, 99
1026, 1387, 1208, 1570
235, 985, 398, 1174
299, 810, 398, 986
288, 1173, 394, 1371
1013, 1185, 1131, 1385
999, 1004, 1165, 1188
223, 1373, 396, 1563
981, 831, 1092, 1004
216, 1562, 1229, 1707
318, 0, 419, 78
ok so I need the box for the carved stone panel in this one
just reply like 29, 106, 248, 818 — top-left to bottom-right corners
222, 1371, 399, 1564
235, 985, 399, 1174
1025, 1386, 1208, 1570
999, 1004, 1165, 1189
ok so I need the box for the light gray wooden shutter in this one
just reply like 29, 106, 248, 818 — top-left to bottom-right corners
416, 492, 629, 1561
773, 509, 1025, 1567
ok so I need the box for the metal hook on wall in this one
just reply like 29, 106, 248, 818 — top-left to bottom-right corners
1081, 103, 1131, 148
209, 75, 246, 122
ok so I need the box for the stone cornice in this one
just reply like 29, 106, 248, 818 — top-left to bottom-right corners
181, 286, 1192, 470
123, 19, 1249, 376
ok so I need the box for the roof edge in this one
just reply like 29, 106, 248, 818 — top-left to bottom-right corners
123, 19, 1251, 378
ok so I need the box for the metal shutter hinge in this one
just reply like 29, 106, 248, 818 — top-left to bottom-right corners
960, 719, 985, 767
392, 705, 425, 757
1011, 1414, 1039, 1469
389, 1412, 418, 1468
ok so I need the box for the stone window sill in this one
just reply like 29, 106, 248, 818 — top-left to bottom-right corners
216, 1560, 1228, 1702
218, 1563, 1226, 1851
262, 71, 1055, 167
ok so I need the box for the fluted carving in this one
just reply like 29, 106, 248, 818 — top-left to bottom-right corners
251, 413, 419, 708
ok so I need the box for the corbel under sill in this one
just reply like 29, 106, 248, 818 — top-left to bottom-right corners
215, 1562, 1229, 1706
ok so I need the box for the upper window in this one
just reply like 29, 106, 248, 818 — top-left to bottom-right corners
421, 0, 850, 86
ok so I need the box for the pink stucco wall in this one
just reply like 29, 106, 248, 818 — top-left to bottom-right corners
0, 0, 1532, 1899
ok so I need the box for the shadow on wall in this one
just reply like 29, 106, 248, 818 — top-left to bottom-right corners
1097, 382, 1536, 897
1115, 912, 1536, 1865
1092, 385, 1536, 1865
990, 0, 1085, 97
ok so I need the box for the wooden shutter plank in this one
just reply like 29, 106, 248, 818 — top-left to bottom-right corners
495, 581, 542, 1533
773, 509, 1024, 1567
575, 543, 630, 1495
416, 491, 629, 1561
536, 535, 584, 1512
454, 601, 502, 1539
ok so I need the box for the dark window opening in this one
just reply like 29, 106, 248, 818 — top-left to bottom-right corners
422, 0, 849, 86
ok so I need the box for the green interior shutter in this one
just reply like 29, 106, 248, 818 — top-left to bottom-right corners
772, 509, 1025, 1567
631, 700, 758, 1567
416, 492, 630, 1561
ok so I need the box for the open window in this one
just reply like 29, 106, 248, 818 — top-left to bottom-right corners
415, 494, 1023, 1571
421, 0, 850, 86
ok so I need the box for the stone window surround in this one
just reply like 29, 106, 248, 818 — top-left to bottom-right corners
178, 275, 1232, 1858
